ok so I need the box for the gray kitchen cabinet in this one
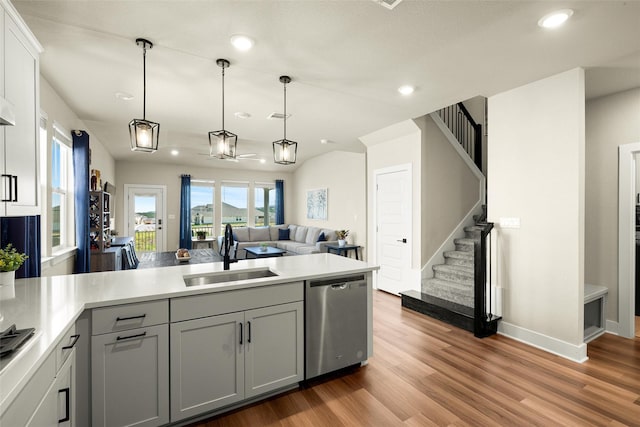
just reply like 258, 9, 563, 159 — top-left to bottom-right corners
244, 302, 304, 399
170, 300, 304, 422
170, 311, 245, 421
91, 323, 169, 427
1, 325, 77, 427
1, 2, 41, 216
27, 348, 75, 427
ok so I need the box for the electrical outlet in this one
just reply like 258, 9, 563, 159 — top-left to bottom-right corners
499, 217, 520, 228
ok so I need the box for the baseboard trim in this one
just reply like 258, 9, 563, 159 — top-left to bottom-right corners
498, 321, 588, 363
605, 320, 620, 335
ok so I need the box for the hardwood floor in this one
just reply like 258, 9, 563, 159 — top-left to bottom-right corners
191, 291, 640, 426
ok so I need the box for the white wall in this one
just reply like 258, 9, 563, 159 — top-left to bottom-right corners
290, 151, 366, 251
362, 120, 422, 270
115, 161, 293, 251
39, 76, 115, 276
488, 68, 586, 361
585, 88, 640, 323
414, 114, 480, 265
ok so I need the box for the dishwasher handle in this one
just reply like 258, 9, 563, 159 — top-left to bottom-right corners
331, 283, 348, 290
308, 274, 366, 288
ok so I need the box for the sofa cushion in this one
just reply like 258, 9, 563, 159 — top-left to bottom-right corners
233, 227, 250, 242
278, 228, 290, 240
294, 226, 308, 243
296, 245, 320, 255
322, 229, 337, 241
305, 227, 322, 245
275, 241, 309, 252
250, 227, 270, 242
269, 225, 287, 241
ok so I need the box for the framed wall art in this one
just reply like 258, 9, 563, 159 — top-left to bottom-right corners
306, 188, 327, 220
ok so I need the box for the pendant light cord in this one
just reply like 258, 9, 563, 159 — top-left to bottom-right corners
221, 66, 225, 131
283, 82, 287, 140
142, 43, 147, 120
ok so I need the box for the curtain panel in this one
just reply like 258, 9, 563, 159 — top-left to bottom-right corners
72, 130, 90, 273
275, 179, 284, 225
179, 174, 192, 249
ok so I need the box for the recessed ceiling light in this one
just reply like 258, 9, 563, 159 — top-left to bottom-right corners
398, 85, 414, 96
115, 91, 134, 101
170, 149, 179, 156
230, 34, 254, 51
320, 139, 328, 144
259, 159, 266, 164
234, 111, 251, 119
538, 9, 573, 28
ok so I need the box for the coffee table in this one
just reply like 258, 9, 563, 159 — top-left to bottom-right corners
244, 246, 286, 259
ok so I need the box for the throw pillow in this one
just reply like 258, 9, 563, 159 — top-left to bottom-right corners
317, 232, 326, 242
278, 228, 290, 240
233, 233, 239, 242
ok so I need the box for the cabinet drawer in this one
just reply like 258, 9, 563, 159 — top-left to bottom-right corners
55, 323, 78, 372
92, 300, 168, 335
171, 282, 303, 322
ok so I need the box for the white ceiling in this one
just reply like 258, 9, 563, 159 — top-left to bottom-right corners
13, 0, 640, 171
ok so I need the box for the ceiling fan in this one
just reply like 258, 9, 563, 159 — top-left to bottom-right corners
198, 152, 265, 163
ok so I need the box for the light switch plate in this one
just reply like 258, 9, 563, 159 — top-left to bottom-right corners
499, 217, 520, 228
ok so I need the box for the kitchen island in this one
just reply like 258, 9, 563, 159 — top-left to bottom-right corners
0, 253, 377, 426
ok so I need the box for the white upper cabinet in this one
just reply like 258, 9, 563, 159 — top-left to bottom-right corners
1, 0, 42, 216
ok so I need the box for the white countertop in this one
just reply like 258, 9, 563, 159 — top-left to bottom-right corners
0, 253, 378, 412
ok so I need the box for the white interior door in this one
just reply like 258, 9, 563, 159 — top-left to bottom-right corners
375, 166, 412, 295
125, 185, 166, 253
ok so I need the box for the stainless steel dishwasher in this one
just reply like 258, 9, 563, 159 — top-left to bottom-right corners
305, 274, 367, 379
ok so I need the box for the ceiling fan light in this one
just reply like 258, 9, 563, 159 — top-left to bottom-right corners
209, 129, 237, 159
129, 118, 159, 152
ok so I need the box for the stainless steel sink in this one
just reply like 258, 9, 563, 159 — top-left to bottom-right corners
183, 269, 278, 287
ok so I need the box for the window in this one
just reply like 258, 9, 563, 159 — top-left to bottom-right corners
51, 124, 74, 251
191, 181, 214, 238
254, 183, 275, 226
221, 182, 248, 234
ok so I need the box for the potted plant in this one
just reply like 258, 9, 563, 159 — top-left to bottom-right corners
196, 230, 207, 240
336, 230, 349, 247
0, 244, 28, 299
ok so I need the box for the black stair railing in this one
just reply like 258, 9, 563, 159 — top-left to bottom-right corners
472, 221, 499, 337
437, 103, 482, 171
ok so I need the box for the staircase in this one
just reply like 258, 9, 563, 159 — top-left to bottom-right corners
401, 101, 501, 337
402, 222, 500, 336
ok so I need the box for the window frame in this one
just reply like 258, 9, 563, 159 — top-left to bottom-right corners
254, 181, 276, 227
50, 123, 74, 253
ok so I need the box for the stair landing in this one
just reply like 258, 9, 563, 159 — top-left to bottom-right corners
401, 290, 474, 333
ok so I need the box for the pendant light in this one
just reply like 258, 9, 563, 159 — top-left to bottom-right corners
209, 59, 237, 159
129, 38, 160, 153
272, 76, 297, 165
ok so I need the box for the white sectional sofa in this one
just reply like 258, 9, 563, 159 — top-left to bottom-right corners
217, 224, 338, 258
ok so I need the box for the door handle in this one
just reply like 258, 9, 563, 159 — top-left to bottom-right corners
1, 174, 11, 202
11, 175, 17, 202
397, 238, 407, 243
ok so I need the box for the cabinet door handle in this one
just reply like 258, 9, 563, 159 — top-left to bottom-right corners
58, 387, 70, 423
116, 332, 146, 341
247, 321, 251, 343
11, 175, 17, 202
116, 314, 146, 321
61, 334, 80, 350
239, 322, 243, 345
1, 174, 11, 202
